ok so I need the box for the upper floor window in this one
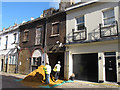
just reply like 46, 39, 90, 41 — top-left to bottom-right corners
76, 15, 85, 30
13, 33, 17, 43
0, 38, 1, 46
103, 9, 115, 25
23, 30, 29, 42
35, 27, 42, 45
51, 22, 59, 35
5, 36, 8, 49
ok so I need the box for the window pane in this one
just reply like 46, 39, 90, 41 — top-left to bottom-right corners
0, 38, 1, 46
11, 56, 13, 64
104, 17, 115, 25
9, 56, 11, 64
13, 56, 16, 64
52, 23, 59, 34
14, 33, 17, 42
5, 57, 8, 64
77, 16, 84, 24
36, 27, 42, 37
24, 31, 29, 41
33, 58, 36, 65
36, 27, 42, 45
103, 9, 114, 18
77, 24, 84, 30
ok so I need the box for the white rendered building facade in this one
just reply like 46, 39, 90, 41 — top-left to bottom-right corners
0, 24, 20, 73
65, 1, 120, 83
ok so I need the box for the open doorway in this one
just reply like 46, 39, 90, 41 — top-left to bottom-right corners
31, 49, 42, 71
1, 59, 3, 71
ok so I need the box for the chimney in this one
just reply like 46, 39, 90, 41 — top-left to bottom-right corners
3, 28, 5, 31
22, 21, 26, 23
59, 0, 75, 11
40, 14, 43, 18
31, 17, 34, 20
14, 23, 17, 26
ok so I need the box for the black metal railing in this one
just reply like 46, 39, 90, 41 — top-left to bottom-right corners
66, 21, 119, 44
72, 27, 87, 41
99, 21, 118, 38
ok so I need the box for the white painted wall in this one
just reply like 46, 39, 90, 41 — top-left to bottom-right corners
65, 40, 118, 81
66, 2, 119, 43
0, 26, 20, 72
0, 29, 19, 54
65, 2, 119, 81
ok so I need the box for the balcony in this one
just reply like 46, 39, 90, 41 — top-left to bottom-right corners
99, 21, 118, 38
66, 21, 119, 44
72, 27, 87, 41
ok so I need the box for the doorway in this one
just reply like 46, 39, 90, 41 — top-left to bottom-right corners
32, 57, 41, 71
1, 59, 3, 71
73, 53, 98, 82
105, 52, 117, 82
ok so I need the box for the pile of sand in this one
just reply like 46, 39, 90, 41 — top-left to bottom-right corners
21, 65, 63, 87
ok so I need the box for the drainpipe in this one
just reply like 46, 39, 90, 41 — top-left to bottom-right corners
118, 1, 120, 52
15, 31, 19, 73
44, 18, 48, 65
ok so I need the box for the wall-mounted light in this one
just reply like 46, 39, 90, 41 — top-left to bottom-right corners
117, 56, 120, 59
29, 58, 31, 60
99, 57, 102, 60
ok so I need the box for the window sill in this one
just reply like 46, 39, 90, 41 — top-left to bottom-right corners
34, 43, 42, 46
74, 30, 85, 33
9, 64, 16, 65
3, 48, 7, 50
101, 24, 115, 29
50, 34, 59, 37
11, 42, 18, 45
22, 40, 29, 43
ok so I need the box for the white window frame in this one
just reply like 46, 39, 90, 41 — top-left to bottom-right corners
5, 36, 8, 49
75, 15, 85, 31
13, 33, 17, 43
102, 8, 115, 26
9, 56, 16, 65
51, 22, 59, 36
0, 38, 1, 46
35, 26, 42, 45
23, 30, 29, 41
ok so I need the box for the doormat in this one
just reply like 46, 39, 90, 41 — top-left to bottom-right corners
39, 80, 74, 88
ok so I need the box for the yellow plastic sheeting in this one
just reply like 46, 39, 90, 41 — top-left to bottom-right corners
21, 65, 63, 88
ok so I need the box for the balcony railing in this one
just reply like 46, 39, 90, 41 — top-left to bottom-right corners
66, 21, 119, 44
99, 21, 118, 38
72, 27, 87, 41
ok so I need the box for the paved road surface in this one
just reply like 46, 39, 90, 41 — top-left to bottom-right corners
0, 72, 120, 90
0, 75, 30, 89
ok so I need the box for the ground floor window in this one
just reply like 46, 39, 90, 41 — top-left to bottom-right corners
32, 57, 41, 66
5, 56, 8, 64
9, 56, 16, 64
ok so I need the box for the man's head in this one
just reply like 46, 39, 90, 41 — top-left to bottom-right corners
46, 62, 49, 65
58, 61, 60, 64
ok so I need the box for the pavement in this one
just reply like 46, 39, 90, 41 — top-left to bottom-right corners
0, 72, 120, 89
